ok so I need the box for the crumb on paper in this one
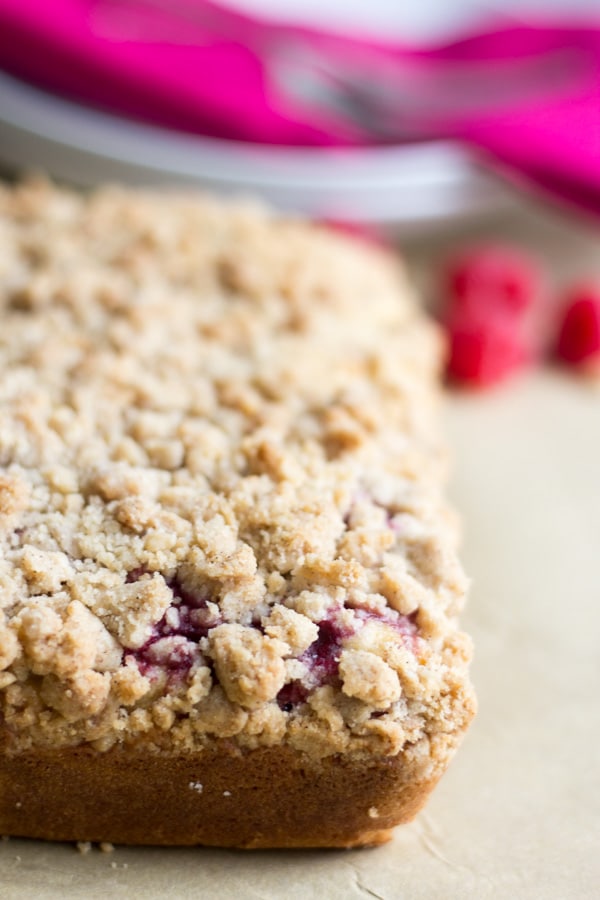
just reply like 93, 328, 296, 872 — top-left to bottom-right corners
77, 841, 92, 855
100, 842, 114, 853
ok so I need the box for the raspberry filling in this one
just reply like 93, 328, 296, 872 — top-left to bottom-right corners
124, 571, 221, 676
303, 618, 352, 682
124, 573, 418, 697
276, 609, 417, 712
277, 618, 351, 712
276, 681, 310, 712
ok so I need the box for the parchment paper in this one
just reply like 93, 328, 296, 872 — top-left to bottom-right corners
1, 371, 598, 899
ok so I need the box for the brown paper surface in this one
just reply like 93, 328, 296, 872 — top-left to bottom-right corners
1, 371, 598, 899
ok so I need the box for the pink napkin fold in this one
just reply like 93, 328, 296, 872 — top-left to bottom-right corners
1, 0, 600, 216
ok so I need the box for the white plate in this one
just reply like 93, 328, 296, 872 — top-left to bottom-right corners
0, 70, 513, 228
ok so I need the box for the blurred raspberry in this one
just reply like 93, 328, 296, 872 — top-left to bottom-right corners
446, 244, 541, 316
446, 314, 529, 388
555, 285, 600, 370
441, 243, 540, 388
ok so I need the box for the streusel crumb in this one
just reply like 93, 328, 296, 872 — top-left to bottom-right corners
0, 178, 474, 774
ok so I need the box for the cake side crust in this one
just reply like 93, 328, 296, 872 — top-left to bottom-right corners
0, 742, 451, 848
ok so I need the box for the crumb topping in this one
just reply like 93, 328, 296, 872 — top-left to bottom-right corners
0, 179, 474, 769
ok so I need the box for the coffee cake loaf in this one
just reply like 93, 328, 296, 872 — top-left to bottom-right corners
0, 178, 475, 848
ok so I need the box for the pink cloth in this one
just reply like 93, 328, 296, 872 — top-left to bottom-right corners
1, 0, 600, 215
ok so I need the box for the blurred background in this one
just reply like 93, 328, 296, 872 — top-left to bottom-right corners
1, 0, 600, 230
2, 0, 600, 363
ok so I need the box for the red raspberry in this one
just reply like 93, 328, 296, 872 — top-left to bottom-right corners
446, 244, 540, 316
446, 313, 528, 388
555, 285, 600, 370
441, 243, 540, 388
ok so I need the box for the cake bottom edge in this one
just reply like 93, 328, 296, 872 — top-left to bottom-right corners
0, 738, 460, 849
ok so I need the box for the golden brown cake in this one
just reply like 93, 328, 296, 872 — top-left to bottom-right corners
0, 178, 475, 848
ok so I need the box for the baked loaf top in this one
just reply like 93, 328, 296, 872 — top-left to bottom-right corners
0, 179, 474, 780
